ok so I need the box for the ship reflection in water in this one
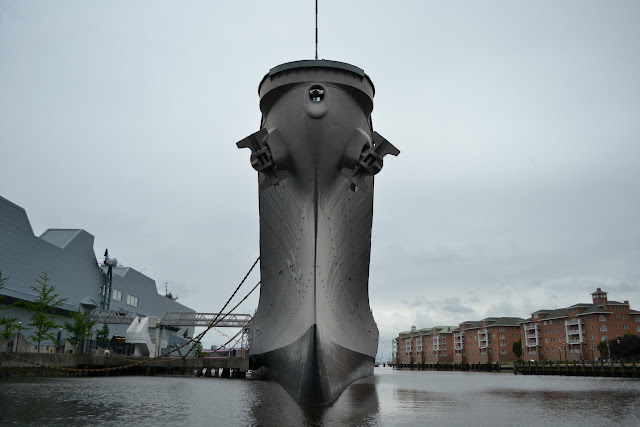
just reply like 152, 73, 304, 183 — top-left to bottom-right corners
2, 368, 640, 426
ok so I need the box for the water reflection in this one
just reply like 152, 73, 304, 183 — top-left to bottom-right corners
245, 374, 380, 426
1, 369, 640, 426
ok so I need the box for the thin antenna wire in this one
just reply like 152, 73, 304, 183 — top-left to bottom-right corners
315, 0, 318, 60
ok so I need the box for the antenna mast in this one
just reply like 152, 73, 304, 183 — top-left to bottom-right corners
315, 0, 318, 60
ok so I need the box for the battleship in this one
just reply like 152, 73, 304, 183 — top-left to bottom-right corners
237, 60, 399, 404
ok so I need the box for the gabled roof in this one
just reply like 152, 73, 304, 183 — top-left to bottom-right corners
538, 308, 569, 320
489, 317, 526, 326
532, 309, 553, 314
567, 303, 592, 308
577, 304, 611, 315
432, 325, 457, 333
462, 321, 483, 330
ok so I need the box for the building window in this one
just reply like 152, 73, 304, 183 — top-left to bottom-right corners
599, 315, 606, 322
591, 344, 596, 349
600, 325, 607, 332
127, 294, 139, 307
590, 334, 594, 340
588, 315, 592, 320
501, 350, 507, 355
601, 336, 608, 342
637, 326, 640, 332
622, 314, 626, 320
544, 321, 548, 325
589, 325, 594, 330
559, 337, 562, 342
623, 324, 627, 330
112, 289, 122, 302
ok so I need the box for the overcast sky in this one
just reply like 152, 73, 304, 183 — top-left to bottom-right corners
1, 1, 638, 359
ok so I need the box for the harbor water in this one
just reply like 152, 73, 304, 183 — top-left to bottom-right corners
1, 366, 639, 426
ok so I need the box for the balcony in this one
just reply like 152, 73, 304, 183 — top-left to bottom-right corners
567, 338, 585, 345
524, 323, 538, 331
565, 318, 583, 325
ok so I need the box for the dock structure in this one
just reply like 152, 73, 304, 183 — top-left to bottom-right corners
391, 360, 640, 378
90, 310, 252, 328
0, 352, 249, 378
88, 311, 252, 358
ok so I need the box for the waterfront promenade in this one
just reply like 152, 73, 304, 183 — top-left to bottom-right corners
392, 359, 640, 378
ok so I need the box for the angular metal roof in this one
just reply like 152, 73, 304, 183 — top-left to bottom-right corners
39, 229, 82, 249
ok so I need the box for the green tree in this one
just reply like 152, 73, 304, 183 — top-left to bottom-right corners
182, 328, 189, 339
195, 339, 204, 357
96, 324, 110, 348
597, 340, 609, 359
610, 334, 640, 361
512, 338, 523, 360
0, 315, 19, 340
21, 272, 68, 352
64, 310, 96, 352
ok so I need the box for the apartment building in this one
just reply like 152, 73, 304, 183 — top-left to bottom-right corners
397, 320, 521, 365
521, 288, 640, 362
396, 325, 456, 365
461, 317, 523, 364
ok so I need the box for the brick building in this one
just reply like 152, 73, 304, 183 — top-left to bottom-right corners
460, 317, 523, 364
521, 288, 640, 362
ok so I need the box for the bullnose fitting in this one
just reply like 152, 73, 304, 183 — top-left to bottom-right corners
305, 84, 328, 119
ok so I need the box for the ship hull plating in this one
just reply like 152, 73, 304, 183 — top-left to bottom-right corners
238, 60, 398, 405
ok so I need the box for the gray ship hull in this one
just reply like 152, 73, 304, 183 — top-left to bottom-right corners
238, 60, 398, 404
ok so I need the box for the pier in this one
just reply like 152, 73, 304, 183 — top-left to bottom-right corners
391, 360, 640, 378
0, 351, 249, 378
